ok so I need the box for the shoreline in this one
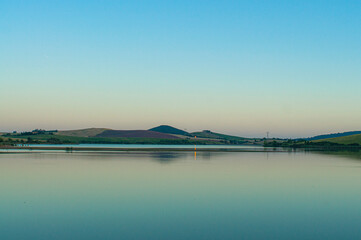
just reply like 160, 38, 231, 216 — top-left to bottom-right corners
1, 145, 288, 153
1, 146, 359, 154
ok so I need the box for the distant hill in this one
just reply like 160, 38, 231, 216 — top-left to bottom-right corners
57, 128, 109, 137
191, 130, 246, 142
305, 131, 361, 141
95, 130, 180, 139
149, 125, 189, 136
3, 126, 261, 145
315, 134, 361, 145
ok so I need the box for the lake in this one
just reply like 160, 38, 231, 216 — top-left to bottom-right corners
1, 150, 361, 239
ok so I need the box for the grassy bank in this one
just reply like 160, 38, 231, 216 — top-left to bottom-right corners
264, 139, 361, 149
314, 134, 361, 145
6, 134, 227, 145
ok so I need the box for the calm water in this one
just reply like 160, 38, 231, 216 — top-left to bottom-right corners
1, 151, 361, 239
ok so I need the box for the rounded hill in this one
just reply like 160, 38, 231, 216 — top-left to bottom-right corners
149, 125, 189, 136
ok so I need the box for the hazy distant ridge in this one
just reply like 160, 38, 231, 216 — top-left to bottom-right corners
1, 125, 257, 145
57, 128, 110, 137
305, 131, 361, 141
149, 125, 190, 136
95, 130, 179, 139
315, 133, 361, 145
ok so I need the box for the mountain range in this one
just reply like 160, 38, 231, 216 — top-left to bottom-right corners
1, 125, 251, 145
56, 125, 247, 142
2, 125, 361, 146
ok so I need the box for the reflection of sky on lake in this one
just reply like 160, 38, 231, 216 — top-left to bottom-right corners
1, 151, 361, 239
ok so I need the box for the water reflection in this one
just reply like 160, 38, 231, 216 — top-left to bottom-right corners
316, 150, 361, 161
149, 151, 215, 163
1, 151, 361, 240
149, 152, 183, 163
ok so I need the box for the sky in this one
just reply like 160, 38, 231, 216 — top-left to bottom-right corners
1, 0, 360, 138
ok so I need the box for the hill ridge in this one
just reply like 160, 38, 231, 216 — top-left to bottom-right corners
95, 130, 179, 139
305, 131, 361, 141
149, 125, 189, 136
315, 133, 361, 145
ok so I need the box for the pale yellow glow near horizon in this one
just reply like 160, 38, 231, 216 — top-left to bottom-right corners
1, 90, 360, 138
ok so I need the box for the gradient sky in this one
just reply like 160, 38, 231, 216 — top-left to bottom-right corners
1, 0, 360, 138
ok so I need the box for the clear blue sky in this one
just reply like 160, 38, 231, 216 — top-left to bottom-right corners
1, 0, 360, 137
